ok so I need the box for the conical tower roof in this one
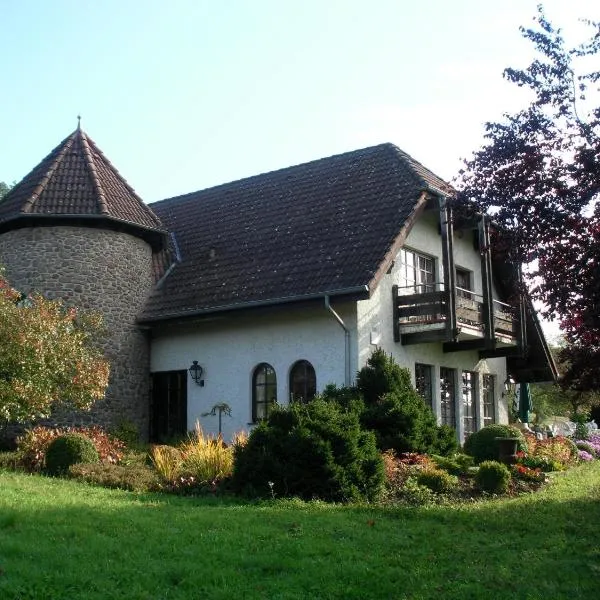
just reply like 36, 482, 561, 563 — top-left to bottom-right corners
0, 126, 165, 247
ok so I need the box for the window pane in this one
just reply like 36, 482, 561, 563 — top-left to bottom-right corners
483, 374, 495, 425
462, 371, 477, 436
415, 363, 433, 409
440, 368, 456, 428
290, 360, 316, 403
253, 363, 277, 422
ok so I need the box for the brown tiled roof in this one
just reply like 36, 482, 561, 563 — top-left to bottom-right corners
0, 128, 163, 232
141, 143, 453, 321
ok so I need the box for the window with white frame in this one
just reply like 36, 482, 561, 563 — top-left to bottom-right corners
482, 374, 496, 425
399, 248, 435, 293
462, 371, 477, 437
415, 363, 433, 409
440, 367, 456, 428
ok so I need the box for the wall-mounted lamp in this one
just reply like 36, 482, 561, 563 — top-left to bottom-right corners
502, 375, 516, 397
189, 361, 204, 386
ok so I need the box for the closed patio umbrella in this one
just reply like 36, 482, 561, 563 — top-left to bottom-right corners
518, 382, 533, 424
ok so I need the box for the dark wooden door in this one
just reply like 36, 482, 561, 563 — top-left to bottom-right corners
150, 371, 187, 443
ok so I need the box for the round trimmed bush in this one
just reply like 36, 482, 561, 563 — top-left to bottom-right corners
475, 460, 511, 494
463, 424, 526, 464
45, 433, 99, 475
416, 468, 458, 494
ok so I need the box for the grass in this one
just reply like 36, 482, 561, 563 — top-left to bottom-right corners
0, 462, 599, 599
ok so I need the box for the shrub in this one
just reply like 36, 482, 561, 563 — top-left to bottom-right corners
575, 441, 597, 457
357, 349, 455, 456
534, 436, 578, 466
17, 425, 124, 472
393, 477, 437, 506
110, 420, 141, 448
463, 424, 526, 463
45, 433, 99, 475
0, 451, 20, 471
150, 445, 182, 483
416, 468, 459, 494
431, 453, 474, 475
475, 460, 511, 494
180, 424, 234, 483
68, 463, 161, 492
232, 398, 385, 502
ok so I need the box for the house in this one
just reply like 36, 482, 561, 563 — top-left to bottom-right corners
0, 127, 557, 443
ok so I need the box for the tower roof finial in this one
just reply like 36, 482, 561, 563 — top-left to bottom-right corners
77, 114, 81, 130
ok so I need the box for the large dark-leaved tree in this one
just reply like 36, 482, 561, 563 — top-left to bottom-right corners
457, 6, 600, 391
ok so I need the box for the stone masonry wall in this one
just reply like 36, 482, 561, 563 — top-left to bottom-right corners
0, 226, 154, 438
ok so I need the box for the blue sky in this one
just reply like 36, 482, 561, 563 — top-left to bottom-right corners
1, 0, 596, 204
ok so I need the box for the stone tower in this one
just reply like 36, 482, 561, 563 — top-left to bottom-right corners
0, 126, 166, 437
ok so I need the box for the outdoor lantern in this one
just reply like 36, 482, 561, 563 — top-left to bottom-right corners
189, 360, 204, 386
503, 375, 516, 397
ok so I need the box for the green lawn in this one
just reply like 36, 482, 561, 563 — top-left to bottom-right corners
1, 462, 599, 600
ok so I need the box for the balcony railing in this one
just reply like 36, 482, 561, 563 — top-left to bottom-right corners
395, 283, 519, 339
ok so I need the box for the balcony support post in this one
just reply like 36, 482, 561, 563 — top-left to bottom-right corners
479, 215, 496, 349
439, 197, 458, 340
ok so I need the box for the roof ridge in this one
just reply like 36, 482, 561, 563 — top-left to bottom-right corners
79, 130, 109, 215
150, 143, 395, 207
21, 132, 76, 213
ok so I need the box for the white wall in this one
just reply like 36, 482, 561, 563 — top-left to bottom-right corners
357, 210, 509, 443
150, 301, 357, 441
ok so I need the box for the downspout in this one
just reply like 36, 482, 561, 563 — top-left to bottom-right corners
324, 295, 351, 386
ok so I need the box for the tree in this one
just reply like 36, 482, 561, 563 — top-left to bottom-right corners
0, 181, 11, 201
0, 269, 110, 424
457, 6, 600, 390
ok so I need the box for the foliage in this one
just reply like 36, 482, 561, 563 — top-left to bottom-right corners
45, 433, 99, 475
68, 462, 161, 492
0, 181, 12, 201
110, 420, 140, 448
150, 444, 182, 483
463, 424, 526, 463
457, 7, 600, 390
511, 464, 546, 483
0, 269, 110, 423
475, 460, 511, 494
357, 348, 457, 456
232, 398, 385, 502
430, 453, 474, 475
575, 441, 597, 457
16, 425, 125, 472
179, 423, 235, 483
416, 467, 459, 494
528, 435, 578, 466
0, 451, 19, 470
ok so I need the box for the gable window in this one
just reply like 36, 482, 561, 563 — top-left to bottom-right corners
415, 363, 433, 409
456, 268, 472, 299
289, 360, 316, 403
440, 367, 456, 428
252, 363, 277, 422
462, 371, 477, 437
400, 248, 435, 294
483, 374, 496, 425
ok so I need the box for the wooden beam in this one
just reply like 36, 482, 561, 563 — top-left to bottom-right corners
479, 216, 495, 349
401, 329, 448, 346
392, 284, 400, 342
443, 339, 486, 353
479, 346, 523, 359
439, 198, 457, 340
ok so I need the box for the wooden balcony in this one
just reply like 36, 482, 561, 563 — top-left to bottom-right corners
392, 284, 521, 353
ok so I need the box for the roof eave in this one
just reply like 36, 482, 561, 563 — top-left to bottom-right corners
138, 285, 370, 325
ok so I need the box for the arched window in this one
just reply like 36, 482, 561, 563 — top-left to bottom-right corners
289, 360, 316, 403
252, 363, 277, 422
